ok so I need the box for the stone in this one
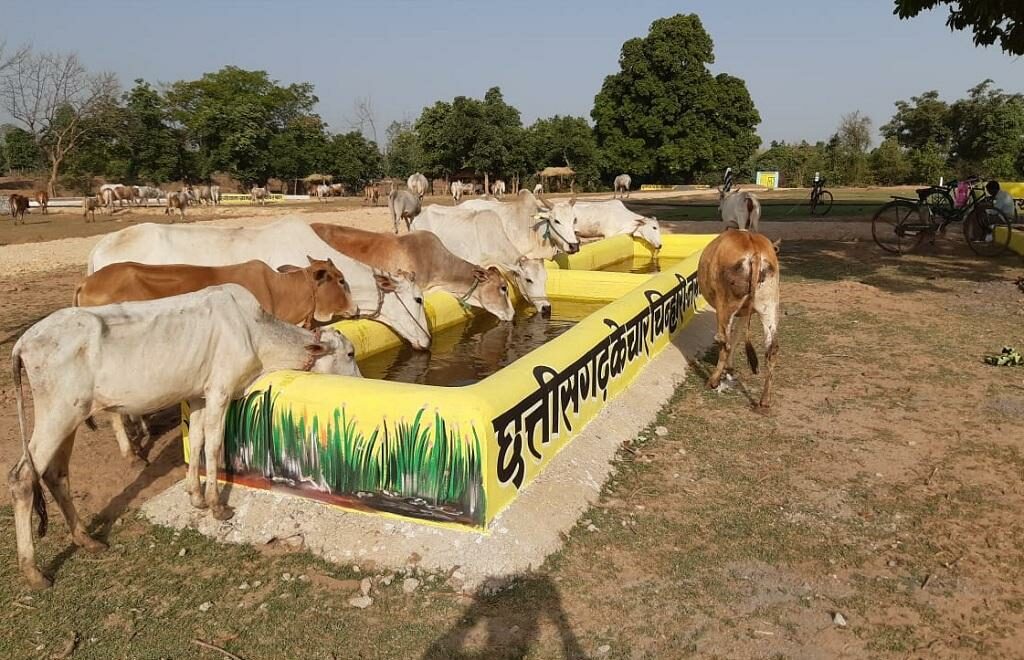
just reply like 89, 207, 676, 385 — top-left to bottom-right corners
282, 572, 292, 582
198, 602, 212, 612
832, 612, 847, 627
597, 644, 611, 654
238, 582, 250, 590
360, 577, 372, 596
178, 548, 187, 557
655, 426, 668, 437
587, 524, 599, 532
348, 595, 373, 609
381, 574, 395, 586
403, 578, 420, 594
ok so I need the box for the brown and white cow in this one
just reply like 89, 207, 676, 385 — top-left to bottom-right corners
8, 194, 30, 224
311, 223, 515, 321
363, 184, 379, 206
114, 185, 136, 208
33, 191, 49, 215
697, 228, 780, 408
164, 191, 187, 221
9, 284, 361, 589
250, 186, 270, 206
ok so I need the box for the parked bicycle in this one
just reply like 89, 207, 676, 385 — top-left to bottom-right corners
809, 177, 832, 216
871, 176, 1014, 256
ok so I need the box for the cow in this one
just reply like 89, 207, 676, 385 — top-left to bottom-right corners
388, 189, 422, 234
210, 185, 221, 205
164, 191, 187, 222
533, 183, 543, 195
311, 224, 515, 321
697, 229, 780, 409
316, 184, 330, 203
719, 188, 761, 233
572, 200, 662, 249
363, 184, 379, 206
9, 284, 361, 589
407, 173, 428, 198
134, 186, 164, 207
33, 191, 48, 215
459, 189, 581, 258
412, 206, 553, 316
100, 188, 117, 213
8, 194, 29, 224
250, 186, 270, 206
87, 217, 431, 349
114, 185, 136, 208
450, 180, 463, 203
614, 174, 632, 199
82, 195, 101, 223
330, 183, 345, 197
491, 180, 506, 198
192, 185, 215, 206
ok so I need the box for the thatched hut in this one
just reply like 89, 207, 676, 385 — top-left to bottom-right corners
538, 166, 576, 192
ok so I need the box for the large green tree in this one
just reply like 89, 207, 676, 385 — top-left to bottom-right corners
881, 90, 952, 151
383, 120, 424, 179
894, 1, 1023, 54
166, 66, 318, 183
591, 14, 761, 184
526, 115, 601, 189
947, 79, 1024, 177
118, 80, 182, 183
1, 125, 44, 172
269, 116, 330, 192
325, 131, 382, 191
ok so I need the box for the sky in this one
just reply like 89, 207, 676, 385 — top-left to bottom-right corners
3, 0, 1021, 147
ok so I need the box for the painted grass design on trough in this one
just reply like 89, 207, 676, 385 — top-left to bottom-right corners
222, 387, 485, 525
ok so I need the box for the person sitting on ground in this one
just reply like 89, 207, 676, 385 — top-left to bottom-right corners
986, 180, 1016, 219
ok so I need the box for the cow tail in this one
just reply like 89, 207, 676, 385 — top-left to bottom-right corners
11, 347, 48, 538
743, 251, 761, 375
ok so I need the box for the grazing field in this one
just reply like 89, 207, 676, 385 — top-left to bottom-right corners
1, 205, 1022, 657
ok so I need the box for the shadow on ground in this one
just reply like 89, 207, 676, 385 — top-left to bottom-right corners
422, 574, 586, 660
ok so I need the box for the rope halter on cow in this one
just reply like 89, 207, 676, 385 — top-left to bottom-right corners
300, 327, 325, 372
456, 278, 481, 311
533, 213, 575, 251
358, 274, 431, 340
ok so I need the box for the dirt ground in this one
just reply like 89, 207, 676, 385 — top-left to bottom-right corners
1, 192, 1023, 658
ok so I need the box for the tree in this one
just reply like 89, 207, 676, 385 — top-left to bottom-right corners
0, 50, 118, 195
1, 125, 44, 172
870, 138, 912, 184
947, 79, 1024, 177
894, 1, 1024, 55
268, 117, 329, 192
526, 115, 601, 189
881, 90, 952, 151
118, 80, 182, 184
591, 14, 761, 184
325, 131, 382, 191
751, 140, 827, 188
166, 66, 318, 183
826, 111, 873, 185
383, 120, 424, 179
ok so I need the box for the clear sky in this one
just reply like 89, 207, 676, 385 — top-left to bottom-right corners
3, 0, 1021, 147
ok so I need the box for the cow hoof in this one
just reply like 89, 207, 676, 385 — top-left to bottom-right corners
189, 494, 208, 510
210, 505, 235, 521
706, 377, 720, 390
24, 568, 52, 591
75, 533, 108, 553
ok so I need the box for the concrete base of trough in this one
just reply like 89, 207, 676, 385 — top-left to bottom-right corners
142, 311, 717, 592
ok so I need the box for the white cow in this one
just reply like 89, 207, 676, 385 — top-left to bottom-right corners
388, 189, 422, 234
719, 188, 761, 232
316, 184, 330, 203
407, 173, 428, 198
491, 180, 506, 198
533, 183, 543, 195
459, 190, 581, 259
450, 180, 463, 203
9, 284, 360, 589
614, 174, 632, 199
134, 186, 165, 207
572, 200, 662, 249
250, 186, 270, 206
413, 206, 552, 315
99, 188, 117, 213
87, 217, 431, 349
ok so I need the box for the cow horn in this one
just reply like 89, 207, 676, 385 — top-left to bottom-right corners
538, 192, 554, 210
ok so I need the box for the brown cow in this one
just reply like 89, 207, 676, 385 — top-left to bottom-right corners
114, 185, 136, 208
697, 229, 780, 408
75, 257, 357, 329
164, 191, 187, 222
311, 223, 515, 321
34, 191, 49, 215
363, 184, 379, 206
8, 194, 30, 224
82, 195, 101, 222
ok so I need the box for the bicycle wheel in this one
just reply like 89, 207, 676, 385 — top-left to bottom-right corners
811, 190, 833, 216
963, 205, 1012, 257
872, 201, 927, 254
922, 188, 954, 220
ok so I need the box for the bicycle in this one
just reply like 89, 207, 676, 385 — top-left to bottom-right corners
809, 179, 832, 216
871, 177, 1014, 256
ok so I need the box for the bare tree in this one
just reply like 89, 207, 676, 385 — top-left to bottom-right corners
0, 50, 118, 196
0, 40, 30, 76
349, 96, 379, 145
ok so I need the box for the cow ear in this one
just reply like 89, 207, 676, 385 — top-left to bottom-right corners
772, 238, 783, 253
473, 267, 488, 282
397, 269, 416, 283
277, 264, 301, 273
304, 341, 331, 357
486, 265, 502, 276
374, 273, 397, 292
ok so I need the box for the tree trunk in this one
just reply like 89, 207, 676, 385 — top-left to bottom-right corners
48, 156, 61, 198
484, 172, 490, 197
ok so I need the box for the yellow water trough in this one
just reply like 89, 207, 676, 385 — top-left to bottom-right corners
183, 233, 716, 530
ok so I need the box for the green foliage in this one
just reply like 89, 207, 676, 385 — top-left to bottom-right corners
894, 0, 1023, 54
909, 141, 949, 183
948, 79, 1024, 178
881, 90, 952, 151
119, 80, 182, 183
870, 139, 913, 185
750, 140, 827, 188
383, 120, 424, 179
269, 117, 330, 192
527, 115, 601, 189
591, 14, 761, 184
0, 125, 43, 172
222, 387, 485, 524
325, 131, 382, 192
826, 111, 873, 185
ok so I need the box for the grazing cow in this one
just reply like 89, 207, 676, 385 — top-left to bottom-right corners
316, 184, 330, 202
491, 180, 506, 198
388, 189, 422, 234
33, 191, 49, 215
312, 224, 515, 321
134, 186, 164, 207
573, 200, 662, 249
9, 284, 360, 588
407, 173, 428, 198
413, 206, 553, 315
164, 191, 187, 221
450, 180, 463, 203
82, 195, 101, 223
114, 185, 136, 208
697, 229, 780, 408
533, 183, 543, 195
363, 184, 379, 206
8, 194, 30, 224
460, 190, 581, 258
719, 189, 761, 233
614, 174, 632, 199
87, 217, 431, 349
250, 186, 270, 206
